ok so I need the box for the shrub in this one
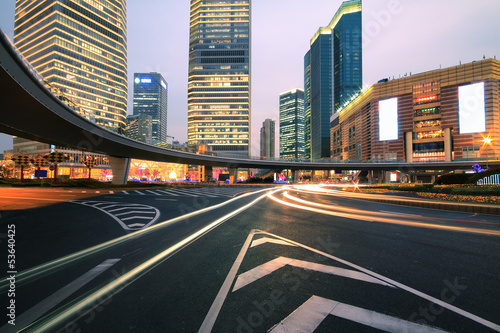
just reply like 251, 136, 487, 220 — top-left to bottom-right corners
434, 173, 472, 185
465, 167, 500, 184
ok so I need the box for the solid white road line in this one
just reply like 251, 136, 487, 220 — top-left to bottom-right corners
0, 259, 120, 333
198, 230, 258, 333
31, 193, 273, 333
270, 295, 449, 333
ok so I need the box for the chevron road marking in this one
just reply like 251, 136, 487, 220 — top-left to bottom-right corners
70, 200, 160, 230
232, 256, 394, 292
201, 230, 500, 332
250, 237, 296, 248
269, 295, 449, 333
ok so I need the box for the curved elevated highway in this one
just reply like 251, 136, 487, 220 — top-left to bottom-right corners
0, 30, 496, 183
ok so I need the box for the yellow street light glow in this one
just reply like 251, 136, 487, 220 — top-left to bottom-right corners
482, 134, 493, 146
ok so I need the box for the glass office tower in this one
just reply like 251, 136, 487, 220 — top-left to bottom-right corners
13, 0, 128, 132
188, 0, 251, 157
133, 73, 168, 144
306, 0, 362, 159
309, 29, 333, 160
279, 88, 305, 159
333, 3, 362, 113
304, 50, 312, 160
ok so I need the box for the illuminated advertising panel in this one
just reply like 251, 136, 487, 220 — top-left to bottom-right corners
459, 82, 485, 134
378, 98, 398, 141
140, 78, 152, 84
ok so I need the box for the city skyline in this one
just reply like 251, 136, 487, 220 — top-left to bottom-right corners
1, 0, 499, 156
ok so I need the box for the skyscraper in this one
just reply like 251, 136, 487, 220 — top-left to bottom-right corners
279, 88, 305, 159
188, 0, 251, 157
306, 0, 362, 159
260, 119, 275, 159
13, 0, 128, 132
304, 50, 312, 160
133, 73, 168, 144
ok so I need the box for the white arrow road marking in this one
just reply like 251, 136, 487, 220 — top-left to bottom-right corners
202, 229, 500, 332
269, 295, 449, 333
250, 237, 297, 248
70, 200, 160, 230
0, 259, 120, 333
232, 256, 393, 292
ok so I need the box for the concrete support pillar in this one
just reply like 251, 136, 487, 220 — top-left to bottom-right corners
229, 168, 238, 184
293, 170, 300, 183
204, 165, 213, 182
444, 128, 452, 162
405, 132, 413, 163
109, 156, 131, 185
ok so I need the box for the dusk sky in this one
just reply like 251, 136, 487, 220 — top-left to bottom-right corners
1, 0, 499, 156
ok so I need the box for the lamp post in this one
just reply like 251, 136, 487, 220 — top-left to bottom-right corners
482, 134, 493, 169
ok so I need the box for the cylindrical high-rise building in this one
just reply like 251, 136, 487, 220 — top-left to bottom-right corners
188, 0, 251, 158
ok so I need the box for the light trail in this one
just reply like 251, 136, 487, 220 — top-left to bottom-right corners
268, 191, 500, 237
0, 187, 277, 292
24, 189, 279, 332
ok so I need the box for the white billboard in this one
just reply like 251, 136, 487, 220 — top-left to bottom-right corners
379, 98, 398, 141
459, 82, 486, 134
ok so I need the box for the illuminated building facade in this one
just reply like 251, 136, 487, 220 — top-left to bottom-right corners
188, 0, 251, 157
125, 114, 153, 144
331, 59, 500, 163
13, 0, 128, 131
133, 73, 168, 144
306, 0, 362, 159
260, 119, 275, 159
280, 88, 305, 159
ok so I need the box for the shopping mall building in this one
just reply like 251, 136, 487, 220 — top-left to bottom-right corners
331, 58, 499, 164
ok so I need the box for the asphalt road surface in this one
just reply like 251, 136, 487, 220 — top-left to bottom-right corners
0, 185, 499, 333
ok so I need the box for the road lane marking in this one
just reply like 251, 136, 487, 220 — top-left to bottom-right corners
155, 198, 177, 201
257, 230, 500, 332
232, 256, 393, 292
70, 201, 160, 231
269, 296, 449, 333
133, 190, 145, 195
250, 237, 296, 248
27, 192, 275, 333
0, 259, 120, 333
156, 189, 180, 196
0, 188, 276, 294
199, 230, 259, 332
145, 190, 162, 196
127, 223, 146, 228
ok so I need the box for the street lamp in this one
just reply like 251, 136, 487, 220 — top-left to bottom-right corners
481, 134, 494, 168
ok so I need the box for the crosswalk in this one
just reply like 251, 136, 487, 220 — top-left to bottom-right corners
120, 187, 254, 198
